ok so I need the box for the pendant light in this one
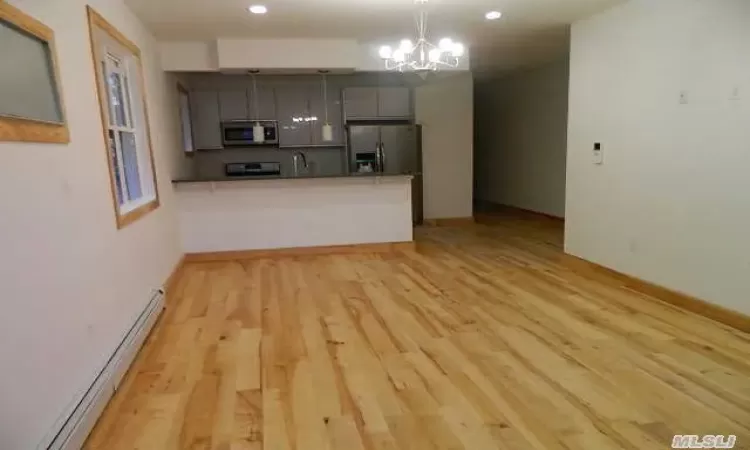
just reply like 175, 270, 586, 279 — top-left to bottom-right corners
250, 71, 264, 144
320, 71, 333, 142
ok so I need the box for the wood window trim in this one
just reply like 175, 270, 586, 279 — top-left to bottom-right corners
0, 2, 69, 144
86, 6, 160, 229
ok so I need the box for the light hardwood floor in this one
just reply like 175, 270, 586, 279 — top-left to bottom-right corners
85, 213, 750, 450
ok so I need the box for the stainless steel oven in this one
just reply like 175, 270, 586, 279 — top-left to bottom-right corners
221, 120, 278, 146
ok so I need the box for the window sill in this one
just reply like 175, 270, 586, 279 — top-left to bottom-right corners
116, 197, 160, 229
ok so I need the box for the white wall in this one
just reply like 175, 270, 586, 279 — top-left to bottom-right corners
0, 0, 183, 448
175, 177, 413, 252
566, 0, 750, 314
217, 38, 360, 71
475, 60, 569, 218
416, 73, 474, 219
159, 39, 471, 72
159, 41, 218, 71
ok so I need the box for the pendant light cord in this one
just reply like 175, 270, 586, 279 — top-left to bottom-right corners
322, 73, 329, 124
251, 73, 260, 120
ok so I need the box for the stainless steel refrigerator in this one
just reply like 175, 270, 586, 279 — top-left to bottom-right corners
346, 123, 423, 225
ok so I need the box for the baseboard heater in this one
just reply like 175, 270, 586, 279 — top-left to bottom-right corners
41, 288, 166, 450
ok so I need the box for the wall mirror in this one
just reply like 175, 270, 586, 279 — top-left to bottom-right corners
0, 2, 69, 143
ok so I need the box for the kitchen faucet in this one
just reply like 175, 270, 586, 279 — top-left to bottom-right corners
292, 150, 308, 176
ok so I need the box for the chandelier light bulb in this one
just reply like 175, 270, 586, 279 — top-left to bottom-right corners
485, 11, 502, 20
379, 45, 393, 59
248, 5, 267, 14
428, 48, 442, 63
399, 39, 414, 52
392, 49, 406, 62
451, 43, 465, 57
439, 38, 453, 51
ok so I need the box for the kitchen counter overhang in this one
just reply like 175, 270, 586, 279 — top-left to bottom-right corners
171, 172, 414, 184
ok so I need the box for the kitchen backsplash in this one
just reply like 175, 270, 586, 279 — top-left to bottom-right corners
193, 148, 347, 178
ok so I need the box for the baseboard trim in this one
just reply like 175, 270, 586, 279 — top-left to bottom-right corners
564, 254, 750, 333
423, 217, 476, 227
47, 290, 166, 450
185, 241, 415, 262
475, 200, 564, 222
164, 254, 186, 295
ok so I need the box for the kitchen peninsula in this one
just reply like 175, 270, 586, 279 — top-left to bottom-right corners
171, 72, 428, 256
172, 173, 414, 255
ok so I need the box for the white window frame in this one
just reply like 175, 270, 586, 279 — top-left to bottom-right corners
177, 83, 194, 153
87, 7, 159, 229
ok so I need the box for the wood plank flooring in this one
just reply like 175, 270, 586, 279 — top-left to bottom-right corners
85, 214, 750, 450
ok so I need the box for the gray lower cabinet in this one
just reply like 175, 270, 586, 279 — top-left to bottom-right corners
276, 85, 312, 147
189, 90, 222, 149
343, 87, 411, 120
309, 85, 343, 145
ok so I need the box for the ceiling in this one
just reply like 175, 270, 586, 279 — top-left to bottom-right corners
125, 0, 626, 73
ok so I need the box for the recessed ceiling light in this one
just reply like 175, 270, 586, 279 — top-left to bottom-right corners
485, 11, 502, 20
248, 5, 267, 14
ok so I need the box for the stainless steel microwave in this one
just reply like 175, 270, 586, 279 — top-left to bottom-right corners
221, 120, 278, 146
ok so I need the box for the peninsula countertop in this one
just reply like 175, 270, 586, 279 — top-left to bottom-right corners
172, 172, 416, 184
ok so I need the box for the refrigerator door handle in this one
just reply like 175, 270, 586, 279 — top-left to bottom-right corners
375, 143, 382, 172
379, 142, 386, 173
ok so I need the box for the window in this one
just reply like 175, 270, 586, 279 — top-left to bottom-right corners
0, 2, 69, 143
87, 7, 159, 228
177, 83, 194, 153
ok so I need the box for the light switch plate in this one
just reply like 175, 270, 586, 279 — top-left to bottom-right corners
593, 142, 603, 165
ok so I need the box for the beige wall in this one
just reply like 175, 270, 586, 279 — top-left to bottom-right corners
475, 60, 569, 217
0, 0, 183, 448
566, 0, 750, 314
416, 73, 474, 219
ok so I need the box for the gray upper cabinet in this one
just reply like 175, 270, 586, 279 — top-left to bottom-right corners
276, 85, 312, 147
247, 86, 276, 121
343, 87, 378, 119
189, 90, 222, 149
309, 85, 343, 145
377, 87, 411, 118
218, 90, 249, 121
344, 86, 411, 120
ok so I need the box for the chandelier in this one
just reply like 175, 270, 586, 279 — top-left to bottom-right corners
379, 0, 465, 72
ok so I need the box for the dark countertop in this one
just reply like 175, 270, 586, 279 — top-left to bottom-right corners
172, 172, 416, 184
